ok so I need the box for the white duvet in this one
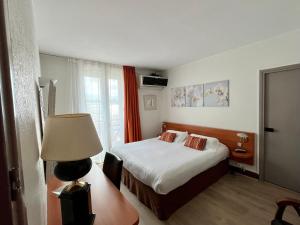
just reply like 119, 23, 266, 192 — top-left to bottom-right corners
111, 138, 229, 194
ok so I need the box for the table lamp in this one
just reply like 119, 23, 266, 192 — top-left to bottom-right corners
235, 132, 248, 153
41, 113, 102, 225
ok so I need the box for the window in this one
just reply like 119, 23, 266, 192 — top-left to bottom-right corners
70, 59, 124, 162
108, 78, 124, 145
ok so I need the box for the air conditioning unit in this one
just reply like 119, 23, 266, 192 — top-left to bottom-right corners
139, 75, 168, 88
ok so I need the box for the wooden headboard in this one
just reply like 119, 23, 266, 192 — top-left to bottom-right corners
162, 122, 255, 165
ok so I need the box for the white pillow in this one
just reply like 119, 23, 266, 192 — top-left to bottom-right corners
167, 130, 188, 143
190, 133, 219, 150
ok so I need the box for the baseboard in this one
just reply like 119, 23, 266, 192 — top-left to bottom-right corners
229, 165, 259, 179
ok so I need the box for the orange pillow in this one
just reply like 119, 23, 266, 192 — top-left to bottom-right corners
184, 135, 207, 150
159, 132, 177, 143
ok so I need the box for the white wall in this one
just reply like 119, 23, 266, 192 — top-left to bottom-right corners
5, 0, 47, 224
136, 68, 163, 139
161, 29, 300, 173
40, 54, 73, 114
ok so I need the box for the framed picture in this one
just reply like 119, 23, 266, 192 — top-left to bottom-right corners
171, 87, 186, 107
143, 95, 157, 111
185, 84, 204, 107
204, 80, 229, 107
38, 77, 57, 181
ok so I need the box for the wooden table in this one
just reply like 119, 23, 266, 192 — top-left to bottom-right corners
47, 163, 139, 225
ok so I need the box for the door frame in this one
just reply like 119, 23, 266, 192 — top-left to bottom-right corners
0, 0, 28, 224
259, 63, 300, 181
0, 1, 15, 224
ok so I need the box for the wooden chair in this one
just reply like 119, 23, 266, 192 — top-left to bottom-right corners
271, 198, 300, 225
103, 152, 123, 190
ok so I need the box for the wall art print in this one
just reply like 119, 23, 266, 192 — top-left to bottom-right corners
171, 87, 186, 107
143, 95, 157, 111
185, 84, 203, 107
204, 80, 229, 107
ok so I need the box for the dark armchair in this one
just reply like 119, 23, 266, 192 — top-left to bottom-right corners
272, 198, 300, 225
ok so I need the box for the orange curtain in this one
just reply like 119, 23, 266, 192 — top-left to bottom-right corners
123, 66, 142, 143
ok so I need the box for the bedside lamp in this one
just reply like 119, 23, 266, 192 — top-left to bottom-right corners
235, 132, 248, 153
41, 113, 102, 225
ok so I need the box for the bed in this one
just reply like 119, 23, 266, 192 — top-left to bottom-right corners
112, 122, 255, 220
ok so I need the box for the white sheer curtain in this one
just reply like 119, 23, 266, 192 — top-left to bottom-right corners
69, 59, 124, 162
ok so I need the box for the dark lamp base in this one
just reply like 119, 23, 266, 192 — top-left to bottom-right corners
54, 158, 92, 181
87, 214, 96, 225
63, 180, 87, 192
59, 182, 95, 225
63, 214, 95, 225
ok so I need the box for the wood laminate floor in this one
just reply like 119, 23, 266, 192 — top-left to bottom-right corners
121, 173, 300, 225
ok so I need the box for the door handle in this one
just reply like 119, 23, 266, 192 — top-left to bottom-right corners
264, 127, 275, 132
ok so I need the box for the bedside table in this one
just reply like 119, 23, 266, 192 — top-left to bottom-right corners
231, 150, 254, 165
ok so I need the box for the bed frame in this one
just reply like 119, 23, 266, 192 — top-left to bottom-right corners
122, 122, 255, 220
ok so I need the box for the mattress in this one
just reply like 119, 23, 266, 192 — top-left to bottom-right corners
111, 138, 229, 194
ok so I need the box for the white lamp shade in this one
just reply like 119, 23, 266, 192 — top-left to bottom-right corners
236, 133, 248, 139
41, 113, 102, 161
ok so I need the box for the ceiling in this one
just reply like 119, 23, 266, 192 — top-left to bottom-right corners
33, 0, 300, 70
